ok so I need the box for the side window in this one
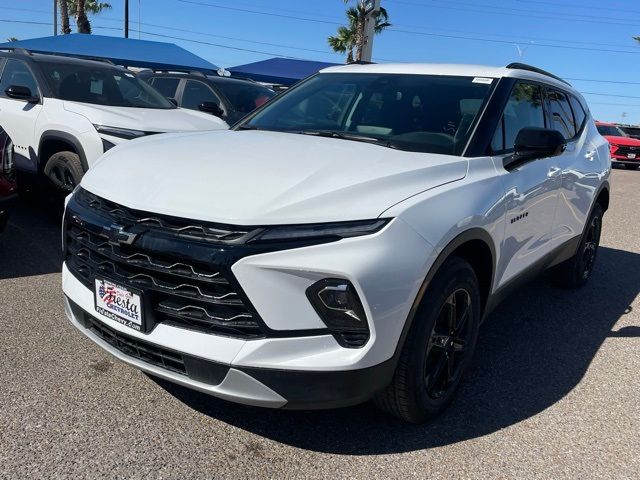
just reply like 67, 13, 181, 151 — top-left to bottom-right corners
150, 77, 179, 98
569, 95, 586, 133
547, 89, 576, 140
181, 80, 222, 110
492, 82, 545, 152
0, 59, 39, 97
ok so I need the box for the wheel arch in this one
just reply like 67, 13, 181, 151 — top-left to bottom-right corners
38, 131, 89, 173
390, 228, 496, 365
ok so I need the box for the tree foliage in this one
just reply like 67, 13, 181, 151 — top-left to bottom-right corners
328, 1, 390, 63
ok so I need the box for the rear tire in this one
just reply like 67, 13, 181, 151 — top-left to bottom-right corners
43, 151, 84, 194
552, 203, 603, 289
374, 257, 481, 423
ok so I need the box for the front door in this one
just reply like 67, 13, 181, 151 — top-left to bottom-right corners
491, 82, 561, 288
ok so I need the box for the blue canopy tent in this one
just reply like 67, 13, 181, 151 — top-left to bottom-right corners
228, 58, 340, 86
0, 34, 218, 72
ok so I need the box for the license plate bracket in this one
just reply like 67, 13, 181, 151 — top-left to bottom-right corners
94, 277, 146, 332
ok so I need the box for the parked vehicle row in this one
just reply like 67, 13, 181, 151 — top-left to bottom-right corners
596, 121, 640, 170
140, 70, 276, 125
61, 62, 610, 422
0, 48, 228, 193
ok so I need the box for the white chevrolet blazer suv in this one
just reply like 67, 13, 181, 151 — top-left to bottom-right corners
62, 63, 611, 423
0, 49, 227, 192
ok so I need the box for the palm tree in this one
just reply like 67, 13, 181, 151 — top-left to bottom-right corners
60, 1, 112, 34
59, 0, 71, 34
6, 37, 18, 42
328, 1, 390, 63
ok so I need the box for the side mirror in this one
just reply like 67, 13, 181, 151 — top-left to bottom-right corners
5, 85, 39, 103
505, 127, 566, 169
168, 97, 178, 106
199, 101, 224, 118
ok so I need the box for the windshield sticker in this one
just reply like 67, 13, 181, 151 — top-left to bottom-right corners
472, 77, 494, 84
90, 80, 104, 94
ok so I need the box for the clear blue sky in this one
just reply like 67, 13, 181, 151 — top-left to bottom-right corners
3, 0, 640, 124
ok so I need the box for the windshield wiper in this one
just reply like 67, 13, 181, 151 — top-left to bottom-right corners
236, 124, 261, 130
293, 130, 393, 148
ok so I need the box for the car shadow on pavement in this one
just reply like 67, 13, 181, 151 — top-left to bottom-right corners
0, 194, 64, 279
153, 245, 639, 455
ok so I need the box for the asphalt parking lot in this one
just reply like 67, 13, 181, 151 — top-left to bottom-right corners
1, 169, 638, 479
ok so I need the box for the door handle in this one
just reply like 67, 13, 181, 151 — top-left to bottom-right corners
547, 167, 562, 178
585, 149, 597, 160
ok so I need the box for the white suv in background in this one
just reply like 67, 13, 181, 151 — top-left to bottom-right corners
62, 62, 611, 423
0, 49, 227, 192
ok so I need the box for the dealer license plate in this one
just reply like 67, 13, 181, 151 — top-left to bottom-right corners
628, 153, 637, 159
94, 278, 144, 331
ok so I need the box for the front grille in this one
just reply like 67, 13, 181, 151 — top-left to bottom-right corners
615, 145, 640, 157
71, 302, 229, 385
65, 192, 265, 339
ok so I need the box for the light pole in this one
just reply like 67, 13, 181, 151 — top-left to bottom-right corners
125, 0, 129, 38
360, 0, 381, 62
54, 0, 58, 35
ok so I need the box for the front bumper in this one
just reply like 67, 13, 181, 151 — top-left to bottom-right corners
61, 213, 435, 408
65, 295, 396, 409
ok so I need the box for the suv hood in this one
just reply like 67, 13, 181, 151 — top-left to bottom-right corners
82, 130, 467, 225
602, 135, 640, 147
63, 101, 228, 132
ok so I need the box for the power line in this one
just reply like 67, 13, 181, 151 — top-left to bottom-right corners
515, 0, 640, 15
582, 92, 640, 100
386, 0, 640, 27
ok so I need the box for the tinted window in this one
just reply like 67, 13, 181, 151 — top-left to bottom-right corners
493, 83, 546, 152
150, 77, 179, 98
39, 61, 174, 109
597, 124, 626, 137
569, 95, 586, 132
182, 80, 222, 110
243, 73, 494, 155
0, 59, 38, 97
548, 89, 576, 139
211, 79, 275, 113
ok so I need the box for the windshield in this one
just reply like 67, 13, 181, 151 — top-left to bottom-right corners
39, 61, 175, 109
240, 73, 494, 155
211, 78, 276, 114
597, 124, 626, 137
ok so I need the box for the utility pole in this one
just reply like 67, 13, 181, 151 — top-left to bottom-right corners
360, 0, 381, 62
125, 0, 129, 38
54, 0, 58, 35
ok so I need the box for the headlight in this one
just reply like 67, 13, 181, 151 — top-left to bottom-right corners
250, 219, 389, 243
94, 125, 147, 139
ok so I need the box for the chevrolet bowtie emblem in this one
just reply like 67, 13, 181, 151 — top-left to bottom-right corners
106, 223, 138, 246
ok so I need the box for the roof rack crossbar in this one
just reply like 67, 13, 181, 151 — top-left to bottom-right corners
506, 62, 571, 86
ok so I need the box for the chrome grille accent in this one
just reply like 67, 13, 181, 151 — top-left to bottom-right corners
76, 188, 257, 243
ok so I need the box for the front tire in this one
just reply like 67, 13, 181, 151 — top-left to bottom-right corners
43, 151, 84, 193
374, 257, 481, 423
552, 203, 603, 289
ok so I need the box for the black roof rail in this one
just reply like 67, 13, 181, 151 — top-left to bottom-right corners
506, 62, 571, 86
0, 47, 32, 56
145, 68, 209, 77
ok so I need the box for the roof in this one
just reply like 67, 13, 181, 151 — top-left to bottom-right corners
228, 57, 340, 86
0, 34, 218, 72
320, 62, 574, 92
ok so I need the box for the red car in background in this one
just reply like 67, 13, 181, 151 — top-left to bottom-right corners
596, 121, 640, 170
0, 128, 17, 232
